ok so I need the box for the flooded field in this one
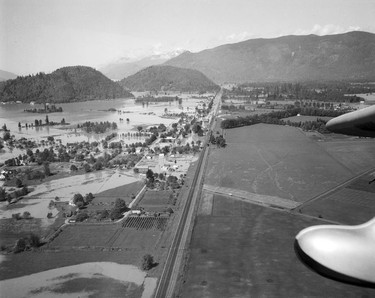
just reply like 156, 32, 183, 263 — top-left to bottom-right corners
0, 169, 139, 220
0, 95, 205, 150
0, 262, 157, 298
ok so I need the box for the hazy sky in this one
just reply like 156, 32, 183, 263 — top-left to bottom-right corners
1, 0, 375, 75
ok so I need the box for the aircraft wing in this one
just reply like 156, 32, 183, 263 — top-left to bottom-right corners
326, 105, 375, 137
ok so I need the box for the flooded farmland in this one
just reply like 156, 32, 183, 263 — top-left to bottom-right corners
0, 96, 202, 146
0, 262, 157, 298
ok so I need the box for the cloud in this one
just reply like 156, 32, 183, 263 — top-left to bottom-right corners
222, 31, 254, 43
294, 24, 361, 36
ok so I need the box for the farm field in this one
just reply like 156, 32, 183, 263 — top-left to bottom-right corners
206, 124, 375, 202
179, 194, 375, 297
0, 248, 146, 281
137, 189, 176, 212
0, 215, 65, 247
139, 190, 172, 206
318, 139, 375, 175
297, 171, 375, 225
0, 216, 173, 281
178, 122, 375, 297
86, 181, 144, 212
48, 220, 166, 249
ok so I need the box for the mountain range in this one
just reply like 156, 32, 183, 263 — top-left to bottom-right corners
0, 66, 133, 103
164, 31, 375, 83
2, 31, 375, 103
0, 70, 18, 82
100, 50, 186, 81
120, 65, 220, 93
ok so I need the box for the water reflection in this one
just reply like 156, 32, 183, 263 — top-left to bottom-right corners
0, 262, 157, 298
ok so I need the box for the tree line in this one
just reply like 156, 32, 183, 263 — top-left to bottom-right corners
225, 81, 375, 102
78, 121, 118, 134
220, 107, 346, 131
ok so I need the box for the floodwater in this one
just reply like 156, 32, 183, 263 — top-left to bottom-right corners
0, 95, 205, 220
0, 96, 202, 145
0, 169, 139, 220
0, 262, 157, 298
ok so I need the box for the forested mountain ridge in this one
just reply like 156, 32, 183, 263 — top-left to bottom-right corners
0, 66, 133, 103
164, 31, 375, 83
120, 65, 220, 92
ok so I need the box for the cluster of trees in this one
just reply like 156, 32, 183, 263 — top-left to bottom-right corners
11, 211, 32, 220
230, 82, 375, 103
111, 154, 142, 169
81, 150, 142, 172
73, 197, 131, 222
141, 254, 155, 271
1, 124, 9, 131
165, 142, 201, 155
16, 117, 66, 129
210, 134, 226, 148
0, 185, 28, 202
221, 107, 346, 130
24, 104, 63, 113
11, 143, 84, 167
4, 156, 24, 166
34, 117, 47, 126
136, 96, 181, 103
285, 118, 329, 133
145, 134, 157, 146
145, 169, 181, 190
20, 148, 56, 165
104, 132, 118, 141
109, 198, 128, 220
221, 104, 246, 111
191, 122, 204, 136
127, 123, 175, 149
107, 141, 122, 150
72, 192, 94, 209
12, 233, 41, 253
78, 121, 118, 134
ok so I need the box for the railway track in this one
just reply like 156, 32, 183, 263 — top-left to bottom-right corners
154, 144, 207, 298
154, 90, 221, 298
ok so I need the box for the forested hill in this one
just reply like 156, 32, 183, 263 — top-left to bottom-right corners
164, 31, 375, 83
119, 65, 220, 92
0, 66, 133, 103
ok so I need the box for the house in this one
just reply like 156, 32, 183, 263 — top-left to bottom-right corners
163, 136, 175, 143
134, 165, 150, 174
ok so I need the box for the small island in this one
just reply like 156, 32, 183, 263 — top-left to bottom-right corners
77, 121, 118, 134
24, 103, 63, 113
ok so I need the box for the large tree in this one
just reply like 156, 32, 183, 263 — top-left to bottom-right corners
109, 198, 127, 220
